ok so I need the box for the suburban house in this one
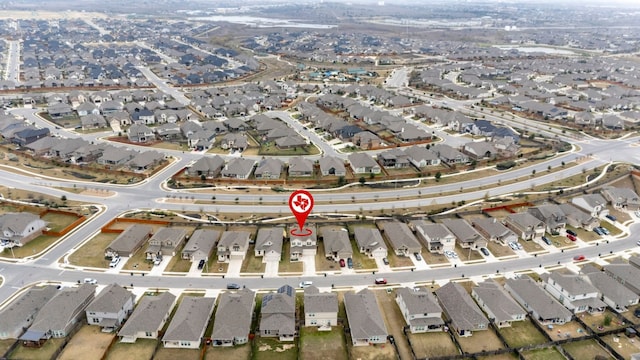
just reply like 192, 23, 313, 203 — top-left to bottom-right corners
145, 227, 189, 261
290, 224, 317, 261
0, 285, 58, 340
288, 157, 314, 177
320, 226, 353, 261
471, 280, 526, 328
186, 156, 225, 178
353, 226, 387, 259
558, 204, 599, 230
410, 220, 455, 254
217, 230, 252, 263
85, 284, 135, 332
20, 284, 96, 344
583, 267, 639, 313
380, 221, 422, 256
604, 264, 640, 295
348, 152, 381, 174
432, 144, 469, 164
435, 282, 488, 337
255, 227, 284, 262
181, 229, 220, 262
211, 289, 256, 346
541, 271, 606, 314
220, 158, 256, 179
404, 146, 441, 168
571, 194, 610, 218
303, 286, 338, 330
260, 285, 296, 341
395, 287, 444, 333
344, 289, 388, 346
527, 204, 567, 234
254, 158, 284, 179
505, 275, 573, 325
503, 212, 546, 241
600, 186, 640, 211
104, 224, 154, 258
317, 156, 345, 177
441, 219, 488, 250
162, 296, 216, 349
471, 218, 518, 246
118, 292, 176, 343
0, 212, 47, 247
127, 123, 155, 143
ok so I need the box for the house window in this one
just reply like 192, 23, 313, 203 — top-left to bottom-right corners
145, 332, 152, 337
310, 320, 317, 325
92, 318, 100, 324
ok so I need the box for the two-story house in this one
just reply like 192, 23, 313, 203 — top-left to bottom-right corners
471, 280, 526, 328
303, 286, 338, 330
0, 212, 47, 247
441, 219, 487, 250
528, 204, 567, 235
85, 284, 135, 332
217, 231, 252, 263
435, 282, 488, 337
395, 287, 444, 333
410, 220, 455, 254
503, 212, 546, 242
290, 224, 317, 261
145, 227, 189, 261
542, 272, 606, 314
472, 218, 518, 246
505, 275, 573, 326
118, 292, 176, 343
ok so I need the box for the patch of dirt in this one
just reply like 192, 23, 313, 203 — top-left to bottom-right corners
259, 344, 272, 351
276, 344, 295, 352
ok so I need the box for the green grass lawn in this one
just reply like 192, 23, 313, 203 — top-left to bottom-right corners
8, 338, 65, 360
41, 212, 82, 232
252, 337, 298, 360
349, 241, 377, 270
278, 242, 303, 274
499, 320, 549, 348
5, 235, 59, 258
241, 245, 267, 274
299, 327, 348, 360
68, 232, 118, 268
166, 255, 193, 272
521, 347, 566, 360
562, 339, 613, 360
153, 347, 200, 360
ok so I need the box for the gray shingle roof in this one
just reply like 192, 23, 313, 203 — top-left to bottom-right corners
211, 289, 255, 341
106, 224, 153, 254
353, 227, 387, 252
396, 287, 442, 315
163, 296, 216, 343
472, 280, 525, 323
182, 229, 219, 258
0, 285, 58, 339
29, 284, 96, 334
435, 282, 488, 332
505, 276, 573, 321
86, 284, 134, 314
260, 286, 295, 334
304, 286, 338, 314
118, 292, 176, 337
255, 227, 284, 255
380, 221, 421, 252
344, 289, 387, 340
586, 272, 638, 308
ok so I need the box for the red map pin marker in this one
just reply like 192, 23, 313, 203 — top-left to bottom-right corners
289, 190, 314, 236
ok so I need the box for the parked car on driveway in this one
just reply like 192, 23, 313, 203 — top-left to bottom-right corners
542, 236, 552, 245
567, 234, 577, 241
566, 229, 577, 236
197, 259, 206, 270
480, 248, 490, 256
109, 257, 120, 268
606, 214, 617, 222
382, 257, 389, 265
414, 252, 422, 261
347, 258, 353, 269
339, 259, 346, 267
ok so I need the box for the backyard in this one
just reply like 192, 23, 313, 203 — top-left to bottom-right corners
41, 211, 83, 232
252, 337, 298, 360
153, 347, 200, 360
58, 325, 114, 360
299, 327, 348, 360
562, 339, 614, 360
454, 328, 504, 354
521, 347, 566, 360
7, 338, 65, 360
407, 331, 458, 359
105, 339, 157, 360
205, 344, 252, 359
498, 319, 549, 348
68, 232, 118, 268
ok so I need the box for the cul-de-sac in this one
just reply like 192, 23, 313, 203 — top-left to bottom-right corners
1, 1, 640, 359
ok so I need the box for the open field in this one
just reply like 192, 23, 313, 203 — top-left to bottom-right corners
253, 337, 297, 360
498, 319, 549, 348
454, 328, 504, 353
153, 347, 200, 360
68, 232, 118, 268
562, 339, 614, 360
58, 325, 114, 360
7, 338, 65, 360
299, 327, 348, 360
407, 331, 458, 359
105, 339, 157, 360
204, 344, 251, 359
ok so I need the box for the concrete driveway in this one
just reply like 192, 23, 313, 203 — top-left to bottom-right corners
226, 257, 243, 277
264, 260, 279, 277
375, 257, 392, 273
301, 254, 316, 276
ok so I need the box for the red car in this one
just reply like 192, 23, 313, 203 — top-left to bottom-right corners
375, 278, 387, 285
573, 255, 586, 261
339, 259, 346, 267
567, 234, 577, 241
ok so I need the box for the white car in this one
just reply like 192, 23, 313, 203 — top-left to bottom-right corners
109, 257, 121, 268
299, 281, 313, 288
83, 278, 97, 285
